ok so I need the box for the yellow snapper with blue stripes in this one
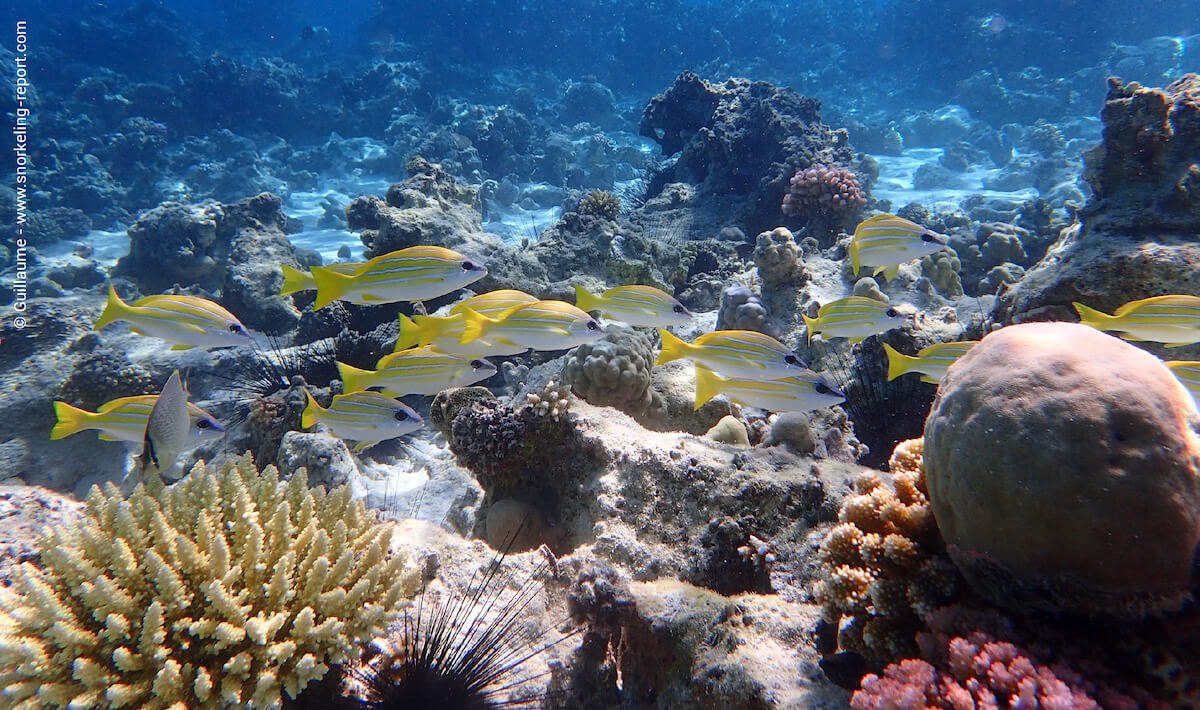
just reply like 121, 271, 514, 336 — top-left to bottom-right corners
93, 285, 254, 350
1165, 361, 1200, 407
694, 364, 844, 413
302, 389, 423, 450
51, 395, 224, 444
1073, 295, 1200, 346
656, 329, 808, 380
574, 283, 692, 327
458, 300, 606, 352
850, 214, 948, 281
310, 245, 487, 309
883, 341, 979, 383
280, 262, 361, 296
337, 347, 497, 395
394, 289, 540, 354
802, 296, 907, 344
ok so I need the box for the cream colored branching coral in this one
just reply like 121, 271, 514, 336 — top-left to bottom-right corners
812, 438, 959, 663
0, 454, 418, 709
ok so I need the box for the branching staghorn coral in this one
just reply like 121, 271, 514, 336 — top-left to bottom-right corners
0, 455, 418, 709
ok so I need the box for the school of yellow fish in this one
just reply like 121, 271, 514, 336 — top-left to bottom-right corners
63, 215, 1200, 465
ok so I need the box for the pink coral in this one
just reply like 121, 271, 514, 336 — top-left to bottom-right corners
852, 638, 1101, 710
781, 163, 866, 217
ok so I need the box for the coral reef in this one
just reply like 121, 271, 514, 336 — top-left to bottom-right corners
923, 322, 1200, 616
576, 189, 623, 221
996, 76, 1200, 352
781, 164, 867, 235
113, 200, 226, 291
813, 439, 958, 663
560, 325, 662, 420
917, 250, 964, 297
639, 72, 859, 238
1082, 75, 1200, 232
0, 455, 417, 709
347, 157, 490, 259
716, 283, 780, 337
54, 345, 156, 411
110, 193, 301, 333
443, 391, 608, 509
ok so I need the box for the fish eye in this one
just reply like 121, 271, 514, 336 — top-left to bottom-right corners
470, 359, 485, 369
228, 323, 244, 333
784, 354, 800, 365
196, 419, 212, 429
886, 308, 898, 318
461, 261, 476, 271
815, 383, 830, 394
673, 304, 686, 313
921, 232, 936, 242
394, 410, 409, 421
586, 320, 600, 331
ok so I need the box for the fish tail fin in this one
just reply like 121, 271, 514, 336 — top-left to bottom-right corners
802, 313, 818, 345
412, 314, 451, 346
849, 239, 862, 276
574, 284, 601, 313
337, 361, 371, 394
1072, 302, 1114, 330
310, 266, 350, 310
458, 308, 495, 344
693, 365, 722, 410
876, 264, 900, 282
93, 285, 129, 330
654, 328, 690, 366
51, 401, 92, 440
280, 265, 313, 296
301, 388, 322, 429
882, 343, 914, 381
395, 314, 422, 351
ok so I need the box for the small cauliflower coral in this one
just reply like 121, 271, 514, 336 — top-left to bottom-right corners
812, 438, 959, 662
0, 455, 418, 710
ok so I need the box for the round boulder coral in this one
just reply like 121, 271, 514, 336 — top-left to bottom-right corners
923, 322, 1200, 616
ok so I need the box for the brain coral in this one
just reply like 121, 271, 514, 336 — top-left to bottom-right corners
0, 455, 417, 709
923, 322, 1200, 616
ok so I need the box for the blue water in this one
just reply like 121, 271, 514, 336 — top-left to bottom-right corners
3, 0, 1197, 249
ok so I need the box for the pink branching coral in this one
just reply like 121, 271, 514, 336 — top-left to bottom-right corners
851, 605, 1173, 710
852, 639, 1103, 710
781, 163, 866, 217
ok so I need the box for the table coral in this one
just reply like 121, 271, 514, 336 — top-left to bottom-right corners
0, 455, 417, 709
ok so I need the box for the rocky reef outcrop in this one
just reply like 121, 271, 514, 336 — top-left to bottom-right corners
639, 72, 863, 241
996, 75, 1200, 361
112, 192, 302, 333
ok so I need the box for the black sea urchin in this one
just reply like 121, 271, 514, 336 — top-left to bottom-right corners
309, 542, 578, 710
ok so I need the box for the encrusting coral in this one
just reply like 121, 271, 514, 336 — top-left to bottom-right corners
812, 438, 958, 663
0, 455, 418, 709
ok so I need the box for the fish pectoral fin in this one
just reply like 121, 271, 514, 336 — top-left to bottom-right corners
359, 293, 387, 303
849, 336, 866, 344
96, 433, 121, 442
351, 440, 378, 451
919, 375, 940, 384
877, 265, 900, 282
169, 344, 197, 351
1118, 333, 1150, 341
1164, 342, 1195, 348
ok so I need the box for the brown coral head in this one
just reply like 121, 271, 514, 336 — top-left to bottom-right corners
782, 163, 867, 217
